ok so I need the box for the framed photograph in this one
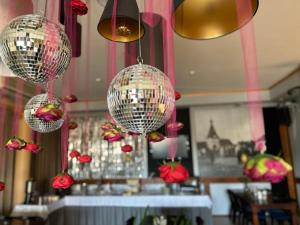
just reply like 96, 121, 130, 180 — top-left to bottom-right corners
190, 105, 255, 177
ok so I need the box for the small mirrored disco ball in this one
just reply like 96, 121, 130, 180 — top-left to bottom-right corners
107, 63, 175, 134
0, 14, 71, 84
24, 94, 64, 133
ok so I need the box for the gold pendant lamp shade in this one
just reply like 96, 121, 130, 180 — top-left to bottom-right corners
173, 0, 259, 40
97, 0, 145, 42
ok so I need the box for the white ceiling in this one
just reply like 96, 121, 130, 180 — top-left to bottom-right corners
13, 0, 300, 102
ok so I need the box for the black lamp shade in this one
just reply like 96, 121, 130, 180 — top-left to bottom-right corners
97, 0, 145, 42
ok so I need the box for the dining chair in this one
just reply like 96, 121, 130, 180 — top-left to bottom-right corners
268, 209, 291, 225
227, 190, 242, 224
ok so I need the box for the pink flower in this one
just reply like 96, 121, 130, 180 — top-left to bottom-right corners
5, 137, 26, 151
69, 150, 81, 158
121, 145, 133, 153
52, 174, 75, 189
68, 121, 78, 130
147, 132, 165, 142
0, 182, 5, 191
255, 140, 266, 152
78, 155, 92, 164
63, 95, 78, 103
34, 103, 63, 122
101, 122, 116, 131
167, 122, 184, 132
25, 143, 42, 154
102, 129, 124, 143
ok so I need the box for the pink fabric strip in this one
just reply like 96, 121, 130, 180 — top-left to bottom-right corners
236, 0, 265, 150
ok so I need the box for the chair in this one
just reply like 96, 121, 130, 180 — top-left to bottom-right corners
268, 209, 291, 225
227, 190, 242, 224
196, 216, 204, 225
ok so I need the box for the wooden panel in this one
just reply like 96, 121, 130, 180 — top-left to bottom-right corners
279, 124, 298, 200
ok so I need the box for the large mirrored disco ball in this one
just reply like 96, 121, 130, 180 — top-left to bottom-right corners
24, 93, 64, 133
0, 14, 71, 84
107, 64, 175, 134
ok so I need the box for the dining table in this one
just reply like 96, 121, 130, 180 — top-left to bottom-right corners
231, 190, 298, 225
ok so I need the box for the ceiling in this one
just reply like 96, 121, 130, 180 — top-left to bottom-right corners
5, 0, 300, 102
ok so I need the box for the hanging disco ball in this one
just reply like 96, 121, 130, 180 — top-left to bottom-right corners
0, 14, 71, 84
107, 63, 175, 134
24, 94, 64, 133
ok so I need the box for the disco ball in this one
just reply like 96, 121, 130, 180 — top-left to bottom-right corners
0, 14, 71, 84
107, 63, 175, 134
24, 94, 64, 133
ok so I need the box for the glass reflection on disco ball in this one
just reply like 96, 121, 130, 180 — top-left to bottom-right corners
24, 94, 64, 133
107, 63, 175, 134
0, 14, 71, 84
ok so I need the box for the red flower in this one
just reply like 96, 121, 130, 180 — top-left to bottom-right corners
175, 91, 181, 101
5, 137, 26, 151
35, 103, 63, 122
0, 182, 5, 191
63, 95, 78, 103
159, 162, 189, 184
69, 150, 81, 158
68, 121, 78, 130
167, 122, 184, 132
52, 174, 75, 189
147, 132, 165, 142
25, 143, 42, 154
78, 154, 92, 164
70, 0, 88, 16
121, 145, 133, 153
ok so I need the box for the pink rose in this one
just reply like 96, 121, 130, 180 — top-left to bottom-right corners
68, 121, 78, 130
147, 132, 165, 142
63, 95, 78, 103
159, 161, 189, 184
25, 143, 42, 154
35, 103, 63, 122
70, 0, 88, 15
5, 137, 26, 151
167, 122, 184, 132
121, 145, 133, 153
175, 91, 181, 101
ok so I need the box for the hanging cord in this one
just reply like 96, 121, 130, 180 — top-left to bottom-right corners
137, 4, 143, 64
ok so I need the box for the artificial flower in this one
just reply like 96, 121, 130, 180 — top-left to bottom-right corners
167, 122, 184, 132
244, 154, 292, 184
175, 91, 181, 101
68, 121, 78, 130
25, 143, 42, 154
69, 150, 81, 158
255, 140, 267, 153
128, 131, 141, 136
147, 132, 165, 142
52, 174, 75, 189
159, 161, 189, 184
101, 122, 116, 131
70, 0, 88, 15
102, 129, 124, 143
63, 95, 78, 103
121, 145, 133, 153
78, 154, 92, 164
35, 103, 63, 122
5, 137, 26, 151
0, 182, 5, 191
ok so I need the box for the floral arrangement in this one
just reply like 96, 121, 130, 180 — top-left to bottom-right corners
34, 103, 63, 122
0, 182, 5, 192
52, 173, 75, 189
70, 0, 88, 15
5, 137, 42, 153
159, 161, 189, 184
244, 153, 292, 184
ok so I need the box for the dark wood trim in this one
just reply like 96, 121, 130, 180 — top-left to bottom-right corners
279, 124, 298, 200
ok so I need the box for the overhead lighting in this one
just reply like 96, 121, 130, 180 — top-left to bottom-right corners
97, 0, 145, 42
173, 0, 259, 40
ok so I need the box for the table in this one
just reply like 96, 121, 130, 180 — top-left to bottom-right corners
232, 191, 298, 225
11, 205, 49, 220
47, 195, 213, 225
